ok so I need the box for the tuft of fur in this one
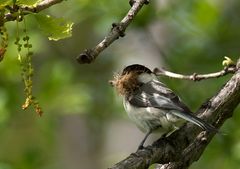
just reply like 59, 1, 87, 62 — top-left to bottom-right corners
111, 71, 140, 96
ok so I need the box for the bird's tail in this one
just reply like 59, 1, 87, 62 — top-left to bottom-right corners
171, 111, 218, 133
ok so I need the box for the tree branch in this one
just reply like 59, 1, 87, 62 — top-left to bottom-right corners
109, 58, 240, 169
153, 65, 237, 81
4, 0, 64, 22
76, 0, 150, 64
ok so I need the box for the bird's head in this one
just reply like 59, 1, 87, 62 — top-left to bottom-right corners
110, 64, 154, 96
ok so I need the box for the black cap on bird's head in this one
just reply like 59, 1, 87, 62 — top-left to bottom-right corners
122, 64, 152, 75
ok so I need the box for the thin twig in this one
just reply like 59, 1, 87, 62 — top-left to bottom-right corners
76, 0, 150, 64
153, 66, 237, 81
4, 0, 64, 22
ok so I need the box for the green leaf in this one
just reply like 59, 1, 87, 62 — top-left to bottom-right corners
0, 0, 12, 9
16, 0, 41, 6
34, 14, 73, 41
0, 0, 41, 9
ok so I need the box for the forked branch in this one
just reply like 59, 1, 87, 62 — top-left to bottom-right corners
4, 0, 64, 22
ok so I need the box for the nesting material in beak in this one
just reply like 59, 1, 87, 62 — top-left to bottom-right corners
110, 71, 140, 96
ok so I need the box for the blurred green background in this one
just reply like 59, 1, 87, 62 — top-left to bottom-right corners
0, 0, 240, 169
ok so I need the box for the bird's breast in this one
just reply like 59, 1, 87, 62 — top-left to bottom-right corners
123, 98, 183, 133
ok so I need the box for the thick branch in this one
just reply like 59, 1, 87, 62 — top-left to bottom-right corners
76, 0, 149, 64
153, 66, 236, 81
4, 0, 64, 22
109, 58, 240, 169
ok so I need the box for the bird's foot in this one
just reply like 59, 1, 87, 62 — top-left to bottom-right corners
137, 145, 145, 151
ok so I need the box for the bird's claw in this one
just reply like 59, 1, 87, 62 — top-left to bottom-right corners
137, 145, 144, 151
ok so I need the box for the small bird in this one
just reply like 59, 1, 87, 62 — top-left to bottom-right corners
110, 64, 217, 150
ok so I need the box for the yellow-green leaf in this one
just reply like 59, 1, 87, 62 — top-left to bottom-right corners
0, 0, 12, 9
34, 14, 73, 41
222, 56, 235, 67
16, 0, 41, 6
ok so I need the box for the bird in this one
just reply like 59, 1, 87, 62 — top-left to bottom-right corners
110, 64, 217, 150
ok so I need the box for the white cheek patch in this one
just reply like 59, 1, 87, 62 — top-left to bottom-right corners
138, 73, 155, 83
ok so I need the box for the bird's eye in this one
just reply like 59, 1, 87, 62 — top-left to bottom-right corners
108, 80, 114, 86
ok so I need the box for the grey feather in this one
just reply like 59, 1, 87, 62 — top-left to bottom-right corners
127, 80, 217, 132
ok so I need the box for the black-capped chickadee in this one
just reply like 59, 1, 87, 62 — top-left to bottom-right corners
110, 64, 217, 150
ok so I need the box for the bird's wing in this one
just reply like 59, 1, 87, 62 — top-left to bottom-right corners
128, 80, 189, 112
127, 80, 217, 132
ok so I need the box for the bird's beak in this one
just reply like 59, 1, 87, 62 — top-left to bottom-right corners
153, 68, 161, 75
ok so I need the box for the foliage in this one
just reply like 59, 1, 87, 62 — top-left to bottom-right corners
0, 0, 73, 115
34, 14, 73, 41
